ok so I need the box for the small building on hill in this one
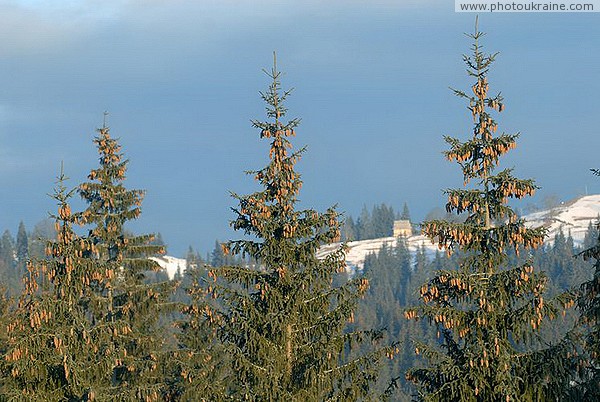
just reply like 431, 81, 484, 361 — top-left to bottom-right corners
393, 219, 412, 237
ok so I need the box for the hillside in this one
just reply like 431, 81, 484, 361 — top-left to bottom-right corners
317, 194, 600, 274
150, 255, 187, 280
153, 195, 600, 278
523, 194, 600, 246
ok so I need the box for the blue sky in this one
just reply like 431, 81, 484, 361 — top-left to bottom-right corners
1, 1, 598, 256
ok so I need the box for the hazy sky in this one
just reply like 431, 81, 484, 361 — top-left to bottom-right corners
1, 1, 598, 256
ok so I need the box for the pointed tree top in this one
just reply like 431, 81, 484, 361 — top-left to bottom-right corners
102, 111, 109, 129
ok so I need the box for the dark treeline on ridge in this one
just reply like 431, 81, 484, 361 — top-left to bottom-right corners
1, 25, 600, 402
340, 203, 412, 242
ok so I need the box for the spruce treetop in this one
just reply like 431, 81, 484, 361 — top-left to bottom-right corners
78, 122, 163, 272
78, 124, 145, 252
424, 25, 543, 262
227, 53, 341, 272
46, 166, 96, 301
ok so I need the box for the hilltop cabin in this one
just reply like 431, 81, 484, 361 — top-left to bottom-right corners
393, 219, 412, 237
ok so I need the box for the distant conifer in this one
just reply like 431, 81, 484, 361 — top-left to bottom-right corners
168, 264, 229, 400
400, 202, 411, 222
16, 222, 28, 267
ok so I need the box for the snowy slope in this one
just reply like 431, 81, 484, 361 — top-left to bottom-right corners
150, 255, 187, 280
523, 194, 600, 246
154, 195, 600, 279
316, 234, 438, 274
317, 195, 600, 274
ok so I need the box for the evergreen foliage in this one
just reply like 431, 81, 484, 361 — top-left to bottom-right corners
184, 246, 205, 273
2, 24, 600, 402
0, 220, 55, 296
0, 230, 19, 293
350, 223, 594, 400
400, 202, 411, 222
343, 203, 398, 241
205, 55, 394, 400
16, 222, 28, 268
574, 171, 600, 399
168, 264, 229, 400
354, 239, 420, 400
0, 230, 15, 267
341, 216, 357, 242
2, 169, 100, 400
28, 219, 57, 261
357, 206, 376, 241
405, 24, 574, 401
0, 283, 9, 393
77, 123, 175, 400
209, 239, 241, 268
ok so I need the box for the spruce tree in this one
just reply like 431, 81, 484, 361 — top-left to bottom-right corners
77, 121, 174, 400
14, 221, 29, 293
405, 24, 573, 401
210, 240, 227, 268
28, 219, 56, 261
0, 230, 15, 267
2, 169, 101, 400
341, 216, 357, 242
168, 264, 229, 401
354, 240, 414, 399
0, 230, 19, 294
574, 169, 600, 399
16, 221, 28, 268
205, 55, 394, 400
400, 202, 411, 222
357, 205, 374, 241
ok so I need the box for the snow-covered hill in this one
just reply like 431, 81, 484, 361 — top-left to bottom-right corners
523, 194, 600, 246
150, 255, 187, 280
153, 195, 600, 279
317, 195, 600, 275
315, 234, 438, 274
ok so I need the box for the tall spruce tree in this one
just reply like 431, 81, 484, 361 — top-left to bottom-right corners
404, 24, 573, 401
204, 55, 394, 400
2, 169, 101, 400
574, 169, 600, 399
357, 205, 374, 241
77, 121, 174, 400
15, 221, 29, 293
